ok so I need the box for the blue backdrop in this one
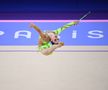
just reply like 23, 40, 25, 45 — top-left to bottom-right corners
0, 21, 108, 45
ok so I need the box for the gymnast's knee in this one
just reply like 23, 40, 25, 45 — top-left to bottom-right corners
40, 49, 52, 56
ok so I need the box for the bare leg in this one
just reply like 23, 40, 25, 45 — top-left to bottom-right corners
41, 42, 64, 55
30, 23, 46, 39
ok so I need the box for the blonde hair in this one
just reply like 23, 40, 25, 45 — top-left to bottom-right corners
45, 30, 55, 34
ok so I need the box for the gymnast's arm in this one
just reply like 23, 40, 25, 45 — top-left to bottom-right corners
54, 21, 79, 35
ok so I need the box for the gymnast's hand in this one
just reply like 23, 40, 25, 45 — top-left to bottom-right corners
73, 20, 79, 25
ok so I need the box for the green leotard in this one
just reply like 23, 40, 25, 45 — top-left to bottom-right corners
38, 22, 75, 51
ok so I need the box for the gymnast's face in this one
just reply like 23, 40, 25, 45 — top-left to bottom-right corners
47, 32, 59, 44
